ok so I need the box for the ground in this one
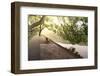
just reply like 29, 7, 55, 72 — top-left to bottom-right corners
28, 35, 85, 60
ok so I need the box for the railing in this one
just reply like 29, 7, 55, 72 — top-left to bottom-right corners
42, 35, 83, 58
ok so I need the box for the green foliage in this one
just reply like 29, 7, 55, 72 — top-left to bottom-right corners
28, 15, 88, 45
58, 17, 88, 44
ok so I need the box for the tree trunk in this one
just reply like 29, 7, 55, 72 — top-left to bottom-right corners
39, 24, 42, 36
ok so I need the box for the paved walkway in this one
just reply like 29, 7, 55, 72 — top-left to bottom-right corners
28, 35, 83, 60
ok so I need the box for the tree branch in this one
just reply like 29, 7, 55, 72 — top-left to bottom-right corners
30, 16, 45, 28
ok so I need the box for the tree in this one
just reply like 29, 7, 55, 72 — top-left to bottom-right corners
58, 16, 88, 44
28, 15, 45, 39
28, 15, 88, 45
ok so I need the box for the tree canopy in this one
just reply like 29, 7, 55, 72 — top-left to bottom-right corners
28, 15, 88, 45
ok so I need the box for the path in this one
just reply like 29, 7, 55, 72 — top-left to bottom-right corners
28, 35, 83, 60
